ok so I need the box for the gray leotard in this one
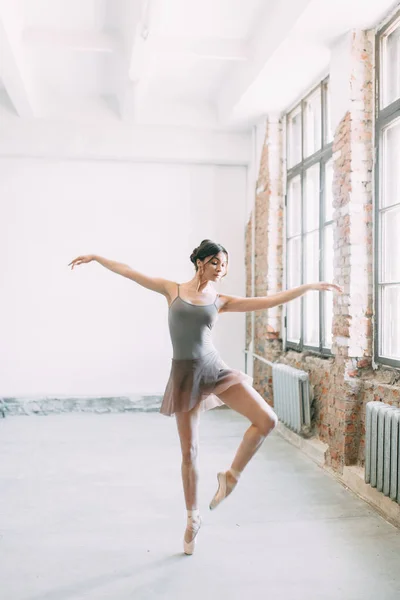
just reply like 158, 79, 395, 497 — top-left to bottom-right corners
160, 283, 249, 416
168, 284, 219, 360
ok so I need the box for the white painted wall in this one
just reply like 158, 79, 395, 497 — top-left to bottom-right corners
0, 111, 251, 165
0, 158, 247, 397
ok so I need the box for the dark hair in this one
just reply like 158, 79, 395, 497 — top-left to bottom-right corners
190, 239, 228, 272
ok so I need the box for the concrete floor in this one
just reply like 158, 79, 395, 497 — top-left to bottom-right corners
1, 409, 400, 600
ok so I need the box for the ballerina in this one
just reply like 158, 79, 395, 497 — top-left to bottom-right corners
69, 239, 342, 555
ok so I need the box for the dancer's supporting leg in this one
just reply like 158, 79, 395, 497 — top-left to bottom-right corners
210, 382, 278, 509
175, 403, 202, 554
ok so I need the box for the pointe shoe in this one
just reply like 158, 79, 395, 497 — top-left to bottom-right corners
183, 516, 201, 555
209, 471, 238, 510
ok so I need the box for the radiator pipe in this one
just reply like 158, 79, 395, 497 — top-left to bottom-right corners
244, 350, 275, 368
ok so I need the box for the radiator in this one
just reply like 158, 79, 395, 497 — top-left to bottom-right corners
365, 401, 400, 504
272, 363, 312, 435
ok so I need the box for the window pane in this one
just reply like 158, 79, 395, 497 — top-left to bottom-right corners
325, 160, 334, 222
381, 206, 400, 283
324, 81, 333, 144
304, 164, 320, 232
380, 285, 400, 360
382, 118, 400, 209
288, 237, 301, 287
304, 302, 319, 347
287, 106, 302, 167
382, 23, 400, 107
323, 225, 334, 348
287, 175, 301, 237
304, 89, 322, 157
304, 231, 319, 347
287, 237, 301, 343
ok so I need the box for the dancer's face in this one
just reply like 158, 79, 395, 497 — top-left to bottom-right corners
198, 252, 228, 282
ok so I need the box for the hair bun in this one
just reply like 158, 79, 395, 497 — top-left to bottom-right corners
200, 239, 212, 245
190, 247, 199, 263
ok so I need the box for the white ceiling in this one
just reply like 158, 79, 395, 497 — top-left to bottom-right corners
0, 0, 399, 135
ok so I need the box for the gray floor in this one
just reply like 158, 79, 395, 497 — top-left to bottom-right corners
1, 409, 400, 600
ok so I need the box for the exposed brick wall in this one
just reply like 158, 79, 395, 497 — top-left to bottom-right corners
332, 30, 374, 362
253, 339, 282, 405
254, 121, 270, 360
250, 119, 284, 395
248, 29, 400, 474
330, 30, 374, 470
266, 118, 284, 339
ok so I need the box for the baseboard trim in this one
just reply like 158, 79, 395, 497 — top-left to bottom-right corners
275, 421, 400, 529
341, 465, 400, 529
275, 422, 328, 467
0, 395, 163, 416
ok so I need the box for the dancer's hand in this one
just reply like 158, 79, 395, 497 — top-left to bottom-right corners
68, 255, 95, 270
308, 282, 343, 293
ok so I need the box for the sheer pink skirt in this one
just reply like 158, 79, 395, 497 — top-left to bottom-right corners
160, 350, 252, 417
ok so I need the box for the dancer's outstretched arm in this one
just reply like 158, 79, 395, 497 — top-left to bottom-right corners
218, 282, 342, 313
68, 254, 175, 297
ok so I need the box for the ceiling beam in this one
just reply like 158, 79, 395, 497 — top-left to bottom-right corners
22, 28, 120, 54
150, 35, 248, 62
0, 17, 35, 117
121, 0, 250, 121
216, 0, 314, 125
124, 33, 248, 121
20, 31, 245, 76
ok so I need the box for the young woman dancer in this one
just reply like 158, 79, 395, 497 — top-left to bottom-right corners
69, 239, 341, 555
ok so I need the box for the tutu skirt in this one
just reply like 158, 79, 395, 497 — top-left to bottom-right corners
160, 350, 252, 416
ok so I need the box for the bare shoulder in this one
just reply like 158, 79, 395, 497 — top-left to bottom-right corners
162, 279, 179, 303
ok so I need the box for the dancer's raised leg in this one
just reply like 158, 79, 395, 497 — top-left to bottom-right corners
175, 403, 202, 554
210, 382, 277, 510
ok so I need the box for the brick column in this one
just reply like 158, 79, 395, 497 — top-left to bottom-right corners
247, 118, 284, 401
266, 118, 284, 338
331, 30, 374, 468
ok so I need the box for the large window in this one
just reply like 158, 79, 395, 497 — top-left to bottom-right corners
376, 14, 400, 367
286, 79, 333, 352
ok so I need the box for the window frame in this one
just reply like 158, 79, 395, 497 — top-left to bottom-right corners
375, 12, 400, 368
285, 78, 333, 355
